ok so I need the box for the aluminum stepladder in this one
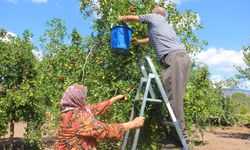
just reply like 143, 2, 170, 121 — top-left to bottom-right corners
121, 56, 190, 150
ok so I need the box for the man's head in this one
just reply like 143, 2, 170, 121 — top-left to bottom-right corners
152, 6, 166, 16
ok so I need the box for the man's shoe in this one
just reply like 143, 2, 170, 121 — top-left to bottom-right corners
181, 129, 190, 145
171, 129, 190, 145
158, 135, 182, 149
159, 129, 190, 149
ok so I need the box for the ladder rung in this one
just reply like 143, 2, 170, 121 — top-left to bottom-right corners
134, 98, 162, 103
162, 121, 174, 126
141, 74, 157, 82
135, 99, 142, 101
141, 77, 147, 82
148, 73, 156, 78
146, 98, 162, 103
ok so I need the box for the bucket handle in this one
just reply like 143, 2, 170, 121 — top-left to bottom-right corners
110, 22, 129, 29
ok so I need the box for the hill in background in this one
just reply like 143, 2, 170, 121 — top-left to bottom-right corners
223, 89, 250, 96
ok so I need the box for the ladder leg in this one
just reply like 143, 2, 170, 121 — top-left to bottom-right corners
122, 78, 145, 150
121, 102, 135, 150
165, 97, 190, 150
131, 77, 152, 150
174, 122, 190, 150
124, 56, 190, 150
155, 76, 190, 150
141, 65, 156, 99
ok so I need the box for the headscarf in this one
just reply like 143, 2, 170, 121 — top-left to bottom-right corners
60, 83, 88, 112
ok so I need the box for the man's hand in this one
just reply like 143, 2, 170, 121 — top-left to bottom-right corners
132, 37, 140, 45
118, 16, 125, 22
133, 38, 150, 45
110, 94, 126, 104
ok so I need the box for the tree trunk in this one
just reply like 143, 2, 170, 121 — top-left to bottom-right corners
9, 112, 15, 149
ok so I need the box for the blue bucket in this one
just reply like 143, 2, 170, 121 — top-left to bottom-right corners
110, 25, 133, 54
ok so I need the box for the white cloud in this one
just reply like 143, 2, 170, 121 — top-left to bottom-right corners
30, 0, 47, 4
6, 0, 18, 4
0, 31, 17, 42
195, 47, 250, 89
195, 47, 246, 72
210, 74, 250, 90
243, 81, 250, 89
32, 50, 43, 61
210, 75, 223, 83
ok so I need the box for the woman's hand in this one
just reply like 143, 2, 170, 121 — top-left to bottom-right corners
123, 117, 145, 131
110, 94, 126, 104
132, 117, 145, 128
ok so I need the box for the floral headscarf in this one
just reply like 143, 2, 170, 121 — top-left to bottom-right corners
60, 83, 88, 112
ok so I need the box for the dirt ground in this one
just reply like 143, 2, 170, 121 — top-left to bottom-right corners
1, 122, 250, 150
193, 126, 250, 150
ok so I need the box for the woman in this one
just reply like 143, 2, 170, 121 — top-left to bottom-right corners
55, 83, 144, 150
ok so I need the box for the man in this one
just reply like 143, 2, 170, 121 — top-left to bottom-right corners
119, 6, 191, 148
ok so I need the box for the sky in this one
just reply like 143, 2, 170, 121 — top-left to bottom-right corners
1, 0, 250, 89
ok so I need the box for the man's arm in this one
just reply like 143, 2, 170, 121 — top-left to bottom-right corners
119, 15, 140, 23
136, 38, 150, 45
